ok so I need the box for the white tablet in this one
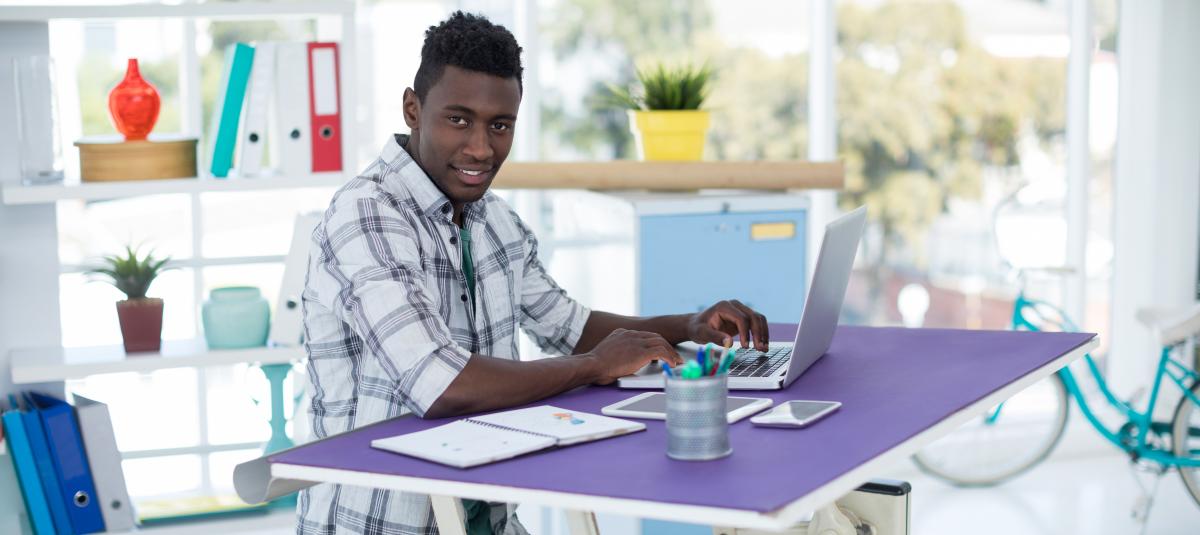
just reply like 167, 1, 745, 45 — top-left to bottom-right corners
601, 392, 773, 424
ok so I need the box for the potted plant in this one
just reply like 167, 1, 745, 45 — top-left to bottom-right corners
86, 246, 172, 353
610, 62, 713, 161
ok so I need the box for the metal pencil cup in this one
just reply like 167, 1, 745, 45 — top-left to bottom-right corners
665, 374, 731, 461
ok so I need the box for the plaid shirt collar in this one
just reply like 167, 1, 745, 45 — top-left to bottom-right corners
383, 133, 485, 226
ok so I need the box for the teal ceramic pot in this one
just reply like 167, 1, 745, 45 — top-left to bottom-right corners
202, 286, 270, 349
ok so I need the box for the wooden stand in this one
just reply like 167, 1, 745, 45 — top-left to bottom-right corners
75, 136, 198, 182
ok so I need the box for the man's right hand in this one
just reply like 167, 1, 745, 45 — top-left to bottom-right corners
586, 328, 684, 385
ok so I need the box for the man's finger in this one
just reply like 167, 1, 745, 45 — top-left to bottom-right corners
697, 325, 732, 347
714, 305, 750, 348
731, 301, 768, 351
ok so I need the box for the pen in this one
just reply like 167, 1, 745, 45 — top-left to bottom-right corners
719, 347, 736, 375
696, 346, 706, 374
663, 361, 674, 377
704, 343, 714, 375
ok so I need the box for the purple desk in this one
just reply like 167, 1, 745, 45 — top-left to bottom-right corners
235, 325, 1095, 531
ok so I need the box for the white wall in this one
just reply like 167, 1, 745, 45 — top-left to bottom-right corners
1109, 0, 1200, 406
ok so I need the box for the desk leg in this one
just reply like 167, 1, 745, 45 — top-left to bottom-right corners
430, 495, 468, 535
564, 510, 600, 535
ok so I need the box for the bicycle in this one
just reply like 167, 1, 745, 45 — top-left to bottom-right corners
910, 192, 1200, 514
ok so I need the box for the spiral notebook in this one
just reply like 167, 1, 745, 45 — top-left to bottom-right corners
371, 405, 645, 468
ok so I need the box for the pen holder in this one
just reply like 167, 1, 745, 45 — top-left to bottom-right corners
665, 374, 731, 461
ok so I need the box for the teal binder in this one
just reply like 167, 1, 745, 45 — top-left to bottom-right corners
209, 42, 256, 178
20, 405, 72, 534
2, 408, 55, 535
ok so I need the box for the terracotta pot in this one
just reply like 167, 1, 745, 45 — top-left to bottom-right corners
108, 58, 160, 141
116, 298, 163, 353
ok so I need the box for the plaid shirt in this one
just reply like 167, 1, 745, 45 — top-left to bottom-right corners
297, 134, 591, 534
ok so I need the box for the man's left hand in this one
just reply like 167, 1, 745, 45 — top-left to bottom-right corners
687, 300, 769, 352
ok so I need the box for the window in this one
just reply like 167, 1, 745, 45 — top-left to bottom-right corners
835, 0, 1072, 332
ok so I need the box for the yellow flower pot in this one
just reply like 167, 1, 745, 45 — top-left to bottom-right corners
629, 110, 710, 161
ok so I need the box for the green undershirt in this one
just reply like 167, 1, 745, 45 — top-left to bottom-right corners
460, 227, 475, 304
459, 226, 490, 534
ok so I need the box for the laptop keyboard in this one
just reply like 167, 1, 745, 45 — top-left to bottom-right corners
728, 346, 793, 377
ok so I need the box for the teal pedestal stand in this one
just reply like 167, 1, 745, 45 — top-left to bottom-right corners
260, 362, 298, 510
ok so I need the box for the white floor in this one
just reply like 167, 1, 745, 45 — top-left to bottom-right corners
885, 455, 1199, 534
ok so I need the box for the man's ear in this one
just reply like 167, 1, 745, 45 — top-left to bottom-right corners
402, 88, 420, 129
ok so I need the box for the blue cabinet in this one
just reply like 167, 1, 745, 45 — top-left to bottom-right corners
638, 208, 807, 321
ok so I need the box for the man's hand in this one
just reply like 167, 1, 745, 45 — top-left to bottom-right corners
586, 328, 684, 385
688, 300, 770, 351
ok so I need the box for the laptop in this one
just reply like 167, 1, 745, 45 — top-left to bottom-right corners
618, 206, 867, 390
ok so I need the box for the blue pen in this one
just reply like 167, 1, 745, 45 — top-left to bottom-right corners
696, 346, 706, 373
663, 362, 674, 377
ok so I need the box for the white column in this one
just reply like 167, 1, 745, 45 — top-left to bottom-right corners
1064, 0, 1091, 323
807, 0, 837, 283
1110, 0, 1200, 398
0, 21, 65, 534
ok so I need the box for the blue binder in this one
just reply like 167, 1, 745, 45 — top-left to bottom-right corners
29, 393, 106, 534
208, 42, 256, 178
21, 397, 73, 534
2, 406, 56, 535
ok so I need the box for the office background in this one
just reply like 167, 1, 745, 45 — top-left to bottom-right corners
0, 0, 1197, 533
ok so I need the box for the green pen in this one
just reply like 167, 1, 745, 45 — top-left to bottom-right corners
704, 343, 714, 375
681, 360, 702, 379
719, 347, 736, 375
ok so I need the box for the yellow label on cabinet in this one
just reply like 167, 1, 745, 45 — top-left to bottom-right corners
750, 221, 796, 240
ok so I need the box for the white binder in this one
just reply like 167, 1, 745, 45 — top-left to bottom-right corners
271, 42, 312, 177
73, 395, 136, 531
238, 42, 274, 177
269, 212, 321, 347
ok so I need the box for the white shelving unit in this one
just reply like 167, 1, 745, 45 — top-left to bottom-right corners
0, 3, 357, 530
2, 172, 349, 204
9, 339, 303, 384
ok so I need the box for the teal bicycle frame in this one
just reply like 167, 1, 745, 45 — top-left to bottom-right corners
1006, 290, 1200, 468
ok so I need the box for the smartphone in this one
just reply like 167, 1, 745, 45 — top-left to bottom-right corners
749, 400, 841, 428
601, 392, 773, 424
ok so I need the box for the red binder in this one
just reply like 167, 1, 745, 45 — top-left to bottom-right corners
307, 42, 342, 172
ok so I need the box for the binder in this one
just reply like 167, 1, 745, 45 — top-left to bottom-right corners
74, 396, 136, 532
306, 42, 342, 172
238, 41, 275, 178
28, 393, 105, 534
271, 41, 312, 177
21, 397, 72, 534
2, 406, 55, 535
269, 213, 320, 346
0, 433, 36, 535
208, 42, 256, 178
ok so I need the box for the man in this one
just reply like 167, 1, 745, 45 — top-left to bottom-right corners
299, 11, 770, 535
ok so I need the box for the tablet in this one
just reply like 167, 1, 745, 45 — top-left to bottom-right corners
601, 392, 773, 424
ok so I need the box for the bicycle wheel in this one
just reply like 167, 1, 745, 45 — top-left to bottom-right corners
1172, 382, 1200, 508
913, 374, 1069, 486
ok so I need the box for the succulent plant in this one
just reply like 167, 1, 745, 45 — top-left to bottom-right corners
86, 245, 173, 300
609, 62, 713, 111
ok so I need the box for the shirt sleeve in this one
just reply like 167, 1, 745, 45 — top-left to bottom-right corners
315, 190, 470, 417
510, 210, 591, 355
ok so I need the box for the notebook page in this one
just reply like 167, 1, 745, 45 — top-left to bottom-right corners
370, 420, 554, 468
471, 405, 646, 447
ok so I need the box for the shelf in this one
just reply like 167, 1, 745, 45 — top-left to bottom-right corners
0, 1, 353, 22
494, 160, 844, 190
2, 172, 350, 204
4, 161, 842, 204
9, 339, 304, 384
137, 506, 293, 534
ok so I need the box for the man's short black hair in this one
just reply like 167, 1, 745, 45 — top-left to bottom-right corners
413, 11, 523, 102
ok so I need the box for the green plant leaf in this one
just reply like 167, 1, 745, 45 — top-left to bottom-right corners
83, 245, 174, 300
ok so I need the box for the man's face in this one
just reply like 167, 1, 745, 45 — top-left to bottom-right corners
403, 65, 521, 207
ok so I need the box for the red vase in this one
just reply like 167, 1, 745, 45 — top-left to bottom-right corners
108, 58, 160, 141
